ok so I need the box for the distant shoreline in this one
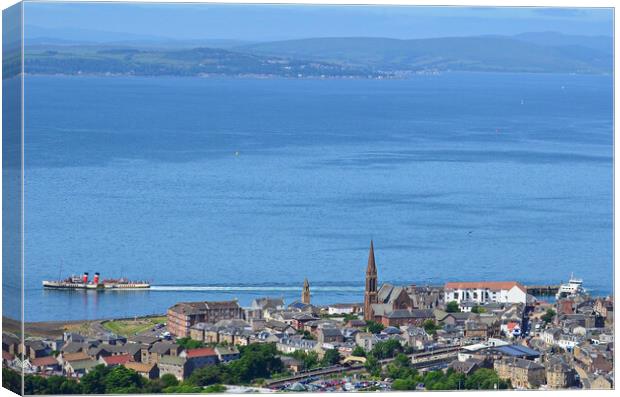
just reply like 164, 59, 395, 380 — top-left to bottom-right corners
22, 70, 611, 80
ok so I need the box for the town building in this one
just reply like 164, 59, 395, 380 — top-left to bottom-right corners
215, 346, 240, 363
378, 309, 434, 327
158, 355, 187, 381
444, 281, 527, 305
494, 357, 546, 389
124, 362, 159, 380
142, 342, 181, 364
327, 303, 362, 315
180, 347, 219, 376
167, 300, 244, 337
545, 357, 575, 389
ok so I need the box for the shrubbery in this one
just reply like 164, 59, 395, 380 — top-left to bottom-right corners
9, 342, 284, 395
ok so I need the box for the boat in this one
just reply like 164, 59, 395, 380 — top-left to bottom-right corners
555, 273, 586, 299
43, 272, 150, 290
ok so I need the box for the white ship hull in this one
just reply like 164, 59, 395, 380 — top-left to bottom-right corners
42, 281, 150, 290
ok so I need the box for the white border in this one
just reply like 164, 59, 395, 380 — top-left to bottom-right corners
0, 1, 616, 396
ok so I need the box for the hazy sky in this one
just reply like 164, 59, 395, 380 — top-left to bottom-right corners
24, 2, 613, 42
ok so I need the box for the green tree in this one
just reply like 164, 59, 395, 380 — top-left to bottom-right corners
160, 373, 179, 388
176, 337, 205, 349
204, 384, 227, 393
105, 365, 145, 393
321, 349, 342, 366
163, 383, 203, 393
422, 319, 439, 335
3, 368, 22, 395
386, 354, 417, 380
80, 364, 111, 394
423, 370, 447, 390
370, 339, 402, 359
189, 364, 224, 386
542, 308, 556, 324
290, 350, 319, 370
226, 343, 283, 384
365, 320, 385, 334
391, 377, 416, 390
351, 346, 366, 357
464, 368, 508, 390
364, 355, 381, 377
446, 301, 460, 313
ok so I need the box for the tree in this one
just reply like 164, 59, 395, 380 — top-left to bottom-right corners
80, 364, 111, 394
204, 384, 227, 393
542, 308, 556, 324
3, 368, 21, 394
464, 368, 508, 390
386, 354, 417, 380
227, 343, 283, 384
365, 320, 385, 334
321, 349, 342, 366
189, 364, 223, 386
391, 377, 416, 390
351, 346, 366, 357
423, 319, 439, 335
176, 337, 205, 349
364, 355, 381, 377
290, 350, 320, 370
163, 383, 203, 393
446, 301, 460, 313
160, 373, 179, 388
105, 365, 145, 393
471, 306, 485, 314
370, 339, 402, 359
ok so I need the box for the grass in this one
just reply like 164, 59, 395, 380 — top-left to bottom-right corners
64, 321, 93, 336
102, 316, 166, 336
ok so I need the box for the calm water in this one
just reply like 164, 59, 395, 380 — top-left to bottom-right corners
23, 73, 613, 321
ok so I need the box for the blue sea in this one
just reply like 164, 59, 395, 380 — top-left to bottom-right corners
23, 73, 613, 322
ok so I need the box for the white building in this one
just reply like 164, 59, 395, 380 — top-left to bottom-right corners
327, 303, 360, 315
557, 335, 580, 351
444, 281, 527, 305
542, 328, 562, 346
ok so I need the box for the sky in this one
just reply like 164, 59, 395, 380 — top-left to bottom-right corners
23, 2, 613, 42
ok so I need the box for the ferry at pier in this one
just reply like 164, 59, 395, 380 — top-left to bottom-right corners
555, 274, 586, 299
42, 272, 150, 290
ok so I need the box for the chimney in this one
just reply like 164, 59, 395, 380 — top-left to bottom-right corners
93, 273, 100, 285
82, 272, 89, 283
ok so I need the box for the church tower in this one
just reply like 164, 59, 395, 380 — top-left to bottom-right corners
302, 278, 311, 305
364, 240, 378, 321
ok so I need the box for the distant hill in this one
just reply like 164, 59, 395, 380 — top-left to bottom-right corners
24, 46, 378, 78
23, 32, 612, 77
513, 31, 613, 54
237, 34, 612, 74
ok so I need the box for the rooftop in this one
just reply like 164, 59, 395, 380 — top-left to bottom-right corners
184, 347, 217, 358
445, 281, 526, 293
101, 354, 131, 365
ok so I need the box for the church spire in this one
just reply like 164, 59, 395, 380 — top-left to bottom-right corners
302, 277, 311, 305
367, 239, 376, 274
364, 240, 378, 321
